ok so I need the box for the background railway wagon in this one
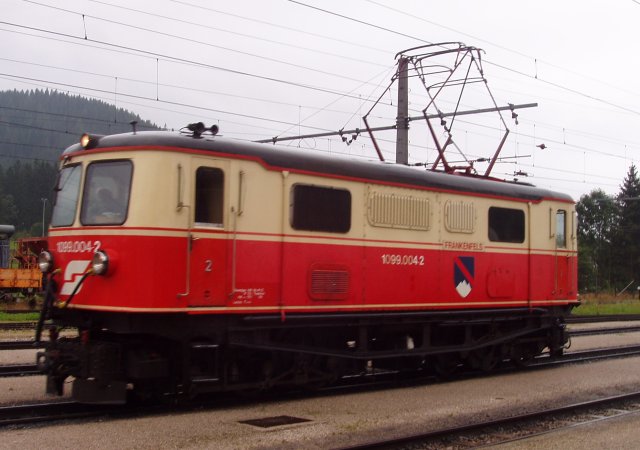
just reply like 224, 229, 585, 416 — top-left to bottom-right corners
0, 225, 46, 305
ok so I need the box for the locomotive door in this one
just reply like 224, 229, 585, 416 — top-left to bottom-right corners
554, 209, 569, 297
187, 159, 229, 307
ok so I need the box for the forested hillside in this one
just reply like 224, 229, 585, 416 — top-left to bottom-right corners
0, 89, 160, 234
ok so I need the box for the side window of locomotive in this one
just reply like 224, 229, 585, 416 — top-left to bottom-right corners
488, 207, 525, 243
194, 167, 224, 227
80, 160, 132, 226
290, 184, 351, 233
556, 210, 567, 248
51, 164, 82, 227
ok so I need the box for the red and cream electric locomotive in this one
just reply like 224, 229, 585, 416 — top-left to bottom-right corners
36, 124, 578, 403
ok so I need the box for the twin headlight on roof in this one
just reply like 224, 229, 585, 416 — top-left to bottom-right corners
38, 250, 110, 276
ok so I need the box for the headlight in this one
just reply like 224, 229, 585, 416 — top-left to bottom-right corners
38, 251, 54, 273
91, 250, 109, 275
79, 133, 103, 150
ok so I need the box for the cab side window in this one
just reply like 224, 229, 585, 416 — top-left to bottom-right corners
195, 167, 224, 226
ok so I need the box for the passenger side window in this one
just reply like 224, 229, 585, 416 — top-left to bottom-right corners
195, 167, 224, 226
291, 184, 351, 233
488, 207, 525, 243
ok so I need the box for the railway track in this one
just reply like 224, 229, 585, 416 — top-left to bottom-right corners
0, 314, 637, 331
0, 314, 634, 431
0, 343, 639, 427
0, 401, 133, 428
567, 314, 640, 323
0, 323, 637, 379
0, 314, 636, 332
570, 324, 640, 336
337, 390, 640, 449
0, 363, 41, 377
0, 309, 38, 315
0, 341, 42, 350
0, 322, 37, 331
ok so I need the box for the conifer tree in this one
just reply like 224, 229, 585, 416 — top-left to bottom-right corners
611, 164, 640, 288
576, 189, 616, 291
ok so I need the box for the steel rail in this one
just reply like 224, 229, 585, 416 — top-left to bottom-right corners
0, 401, 130, 428
0, 340, 42, 350
0, 309, 38, 314
334, 390, 640, 450
540, 344, 640, 365
567, 314, 640, 323
0, 344, 639, 429
569, 325, 640, 336
0, 363, 41, 377
0, 322, 37, 331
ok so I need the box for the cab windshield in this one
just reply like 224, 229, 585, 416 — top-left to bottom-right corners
80, 160, 133, 225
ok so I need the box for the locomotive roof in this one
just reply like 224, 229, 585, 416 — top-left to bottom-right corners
64, 131, 573, 203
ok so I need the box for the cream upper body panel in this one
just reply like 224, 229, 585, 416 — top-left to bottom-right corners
54, 133, 575, 256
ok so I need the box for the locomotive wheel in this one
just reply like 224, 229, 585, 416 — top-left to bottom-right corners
468, 345, 500, 372
510, 343, 541, 368
433, 354, 460, 378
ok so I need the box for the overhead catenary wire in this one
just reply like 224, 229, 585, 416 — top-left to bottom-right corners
5, 61, 638, 177
2, 0, 637, 195
3, 5, 636, 155
82, 0, 389, 69
0, 56, 390, 119
4, 68, 638, 184
0, 20, 384, 104
287, 0, 640, 117
11, 1, 638, 129
365, 0, 640, 100
23, 1, 384, 87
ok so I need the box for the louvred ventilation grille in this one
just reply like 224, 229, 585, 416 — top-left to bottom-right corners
309, 264, 349, 300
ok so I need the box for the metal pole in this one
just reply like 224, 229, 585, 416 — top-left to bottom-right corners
41, 198, 47, 237
396, 57, 409, 165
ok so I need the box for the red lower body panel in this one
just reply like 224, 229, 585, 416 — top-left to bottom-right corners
47, 232, 578, 313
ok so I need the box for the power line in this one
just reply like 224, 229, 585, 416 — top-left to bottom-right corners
0, 74, 289, 137
0, 118, 83, 136
366, 0, 640, 100
0, 71, 337, 133
0, 20, 391, 108
4, 2, 636, 192
0, 104, 158, 130
4, 69, 636, 176
0, 104, 630, 189
169, 0, 389, 55
6, 2, 632, 155
0, 56, 392, 123
24, 1, 380, 87
84, 0, 388, 69
287, 0, 640, 117
0, 139, 59, 152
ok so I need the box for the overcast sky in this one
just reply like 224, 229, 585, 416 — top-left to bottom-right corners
3, 0, 639, 200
